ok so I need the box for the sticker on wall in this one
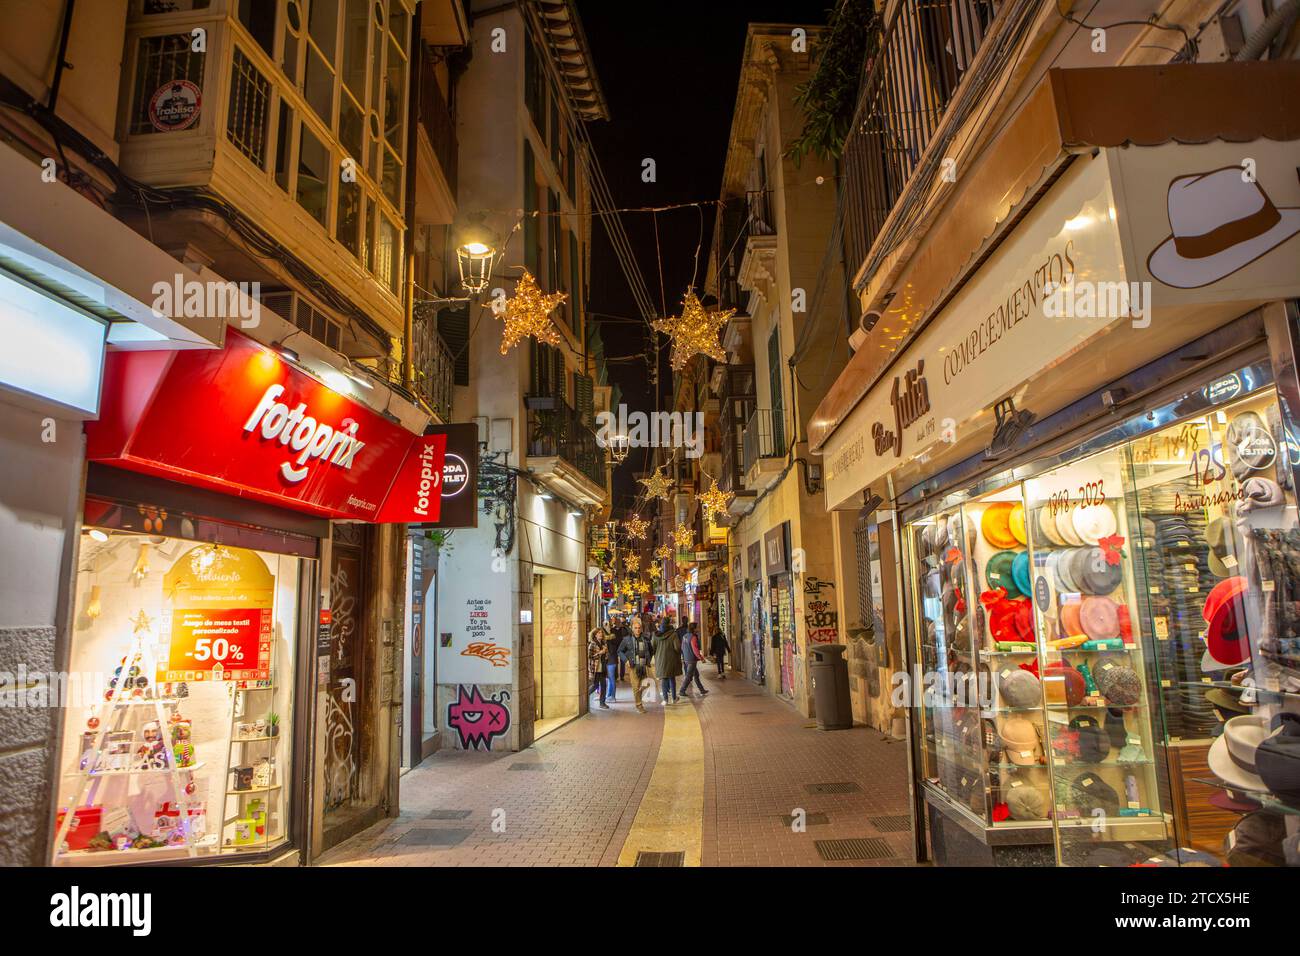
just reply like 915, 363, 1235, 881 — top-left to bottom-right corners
1146, 166, 1300, 289
148, 80, 202, 132
447, 685, 511, 751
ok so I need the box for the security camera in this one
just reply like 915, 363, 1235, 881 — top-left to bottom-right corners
860, 310, 882, 333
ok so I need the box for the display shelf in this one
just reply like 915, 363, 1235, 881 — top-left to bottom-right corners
57, 834, 219, 863
64, 761, 206, 778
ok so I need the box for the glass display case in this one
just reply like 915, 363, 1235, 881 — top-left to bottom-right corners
905, 361, 1300, 866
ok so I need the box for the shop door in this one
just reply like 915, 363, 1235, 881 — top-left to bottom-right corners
532, 574, 544, 721
407, 534, 438, 766
325, 526, 367, 816
775, 576, 795, 697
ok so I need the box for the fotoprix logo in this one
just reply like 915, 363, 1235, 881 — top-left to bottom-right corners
50, 886, 151, 936
243, 384, 366, 483
594, 405, 705, 459
412, 441, 441, 518
151, 275, 261, 328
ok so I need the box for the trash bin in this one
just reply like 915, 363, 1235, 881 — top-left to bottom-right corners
810, 643, 853, 730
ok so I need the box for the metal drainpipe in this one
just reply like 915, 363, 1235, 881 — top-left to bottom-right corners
48, 0, 76, 112
1234, 0, 1300, 60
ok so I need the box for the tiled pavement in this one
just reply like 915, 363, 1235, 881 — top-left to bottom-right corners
317, 668, 916, 867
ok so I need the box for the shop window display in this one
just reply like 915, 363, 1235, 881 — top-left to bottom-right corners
905, 366, 1300, 866
53, 529, 301, 864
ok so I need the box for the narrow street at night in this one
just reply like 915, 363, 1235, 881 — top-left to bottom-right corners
317, 672, 911, 867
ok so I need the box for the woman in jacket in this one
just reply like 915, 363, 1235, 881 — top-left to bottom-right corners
652, 618, 683, 704
588, 626, 609, 708
709, 621, 731, 679
629, 614, 653, 714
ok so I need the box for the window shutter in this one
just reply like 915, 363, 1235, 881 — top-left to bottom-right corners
575, 373, 593, 426
438, 305, 470, 387
524, 140, 538, 277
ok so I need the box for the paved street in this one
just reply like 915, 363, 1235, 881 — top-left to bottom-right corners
318, 670, 915, 867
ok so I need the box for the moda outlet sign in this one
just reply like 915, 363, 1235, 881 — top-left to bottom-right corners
86, 328, 449, 522
823, 156, 1126, 510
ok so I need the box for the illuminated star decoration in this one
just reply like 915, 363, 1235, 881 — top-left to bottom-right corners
650, 564, 662, 580
129, 609, 154, 634
638, 468, 673, 500
632, 580, 649, 596
672, 523, 695, 553
652, 290, 733, 371
655, 544, 672, 561
623, 553, 641, 573
624, 515, 648, 540
498, 270, 567, 354
698, 479, 734, 523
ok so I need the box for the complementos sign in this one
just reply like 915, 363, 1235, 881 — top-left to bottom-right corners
86, 328, 445, 522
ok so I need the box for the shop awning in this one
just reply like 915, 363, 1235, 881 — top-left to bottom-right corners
810, 61, 1300, 457
85, 329, 449, 523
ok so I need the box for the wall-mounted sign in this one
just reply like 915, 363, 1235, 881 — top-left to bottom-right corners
764, 522, 791, 577
148, 80, 201, 132
413, 423, 479, 529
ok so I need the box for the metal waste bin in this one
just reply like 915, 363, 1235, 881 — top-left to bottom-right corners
810, 643, 852, 730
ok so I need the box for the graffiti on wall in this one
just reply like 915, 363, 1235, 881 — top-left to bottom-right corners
542, 596, 577, 641
802, 576, 840, 644
461, 641, 511, 667
447, 684, 512, 750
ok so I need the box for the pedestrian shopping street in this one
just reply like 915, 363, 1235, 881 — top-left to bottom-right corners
318, 670, 912, 867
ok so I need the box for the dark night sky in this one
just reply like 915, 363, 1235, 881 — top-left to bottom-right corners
574, 1, 832, 512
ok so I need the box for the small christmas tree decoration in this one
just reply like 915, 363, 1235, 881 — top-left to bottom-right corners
652, 290, 733, 371
697, 479, 734, 522
638, 467, 673, 500
624, 515, 648, 540
497, 270, 567, 354
623, 553, 641, 573
672, 523, 695, 552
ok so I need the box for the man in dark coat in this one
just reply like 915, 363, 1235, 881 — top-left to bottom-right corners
652, 618, 683, 704
709, 619, 731, 679
680, 622, 708, 697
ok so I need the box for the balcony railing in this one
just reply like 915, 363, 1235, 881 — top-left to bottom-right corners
840, 0, 998, 280
412, 303, 456, 420
718, 365, 756, 494
746, 189, 776, 237
418, 42, 458, 198
526, 396, 606, 491
742, 408, 786, 478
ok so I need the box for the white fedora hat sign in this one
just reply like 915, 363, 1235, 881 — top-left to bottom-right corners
1147, 166, 1300, 289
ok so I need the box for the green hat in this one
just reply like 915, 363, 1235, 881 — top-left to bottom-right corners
986, 550, 1024, 599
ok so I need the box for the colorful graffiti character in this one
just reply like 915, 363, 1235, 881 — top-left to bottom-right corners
447, 684, 512, 751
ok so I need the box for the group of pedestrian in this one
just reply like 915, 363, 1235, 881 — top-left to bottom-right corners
587, 612, 730, 712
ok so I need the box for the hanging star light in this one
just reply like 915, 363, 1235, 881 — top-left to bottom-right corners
624, 515, 648, 540
497, 270, 567, 354
650, 564, 662, 580
623, 553, 641, 573
638, 467, 673, 500
655, 544, 672, 561
633, 580, 649, 596
672, 523, 695, 552
652, 290, 733, 371
697, 479, 734, 523
129, 609, 154, 634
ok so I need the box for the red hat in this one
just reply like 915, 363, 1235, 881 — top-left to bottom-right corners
1202, 576, 1250, 665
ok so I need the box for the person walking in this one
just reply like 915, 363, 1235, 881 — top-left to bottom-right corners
652, 616, 682, 704
680, 622, 709, 698
588, 625, 609, 708
613, 616, 635, 684
603, 625, 625, 703
709, 621, 730, 679
629, 614, 653, 713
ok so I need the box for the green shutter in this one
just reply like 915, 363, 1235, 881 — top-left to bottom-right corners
439, 305, 470, 387
575, 373, 593, 426
524, 139, 539, 277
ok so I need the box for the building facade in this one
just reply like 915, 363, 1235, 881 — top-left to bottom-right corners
0, 0, 467, 866
811, 0, 1300, 866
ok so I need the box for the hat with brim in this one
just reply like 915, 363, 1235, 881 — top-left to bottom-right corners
1009, 504, 1028, 545
986, 550, 1023, 599
1205, 686, 1251, 717
1256, 712, 1300, 804
1207, 549, 1231, 578
1055, 507, 1085, 546
1012, 551, 1032, 596
1060, 600, 1084, 637
1072, 504, 1117, 546
1077, 547, 1124, 595
981, 502, 1020, 550
1068, 772, 1120, 816
1207, 715, 1270, 791
1080, 596, 1121, 640
999, 716, 1041, 765
1038, 507, 1066, 547
1145, 167, 1300, 290
1202, 576, 1250, 665
930, 519, 949, 553
923, 568, 942, 599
